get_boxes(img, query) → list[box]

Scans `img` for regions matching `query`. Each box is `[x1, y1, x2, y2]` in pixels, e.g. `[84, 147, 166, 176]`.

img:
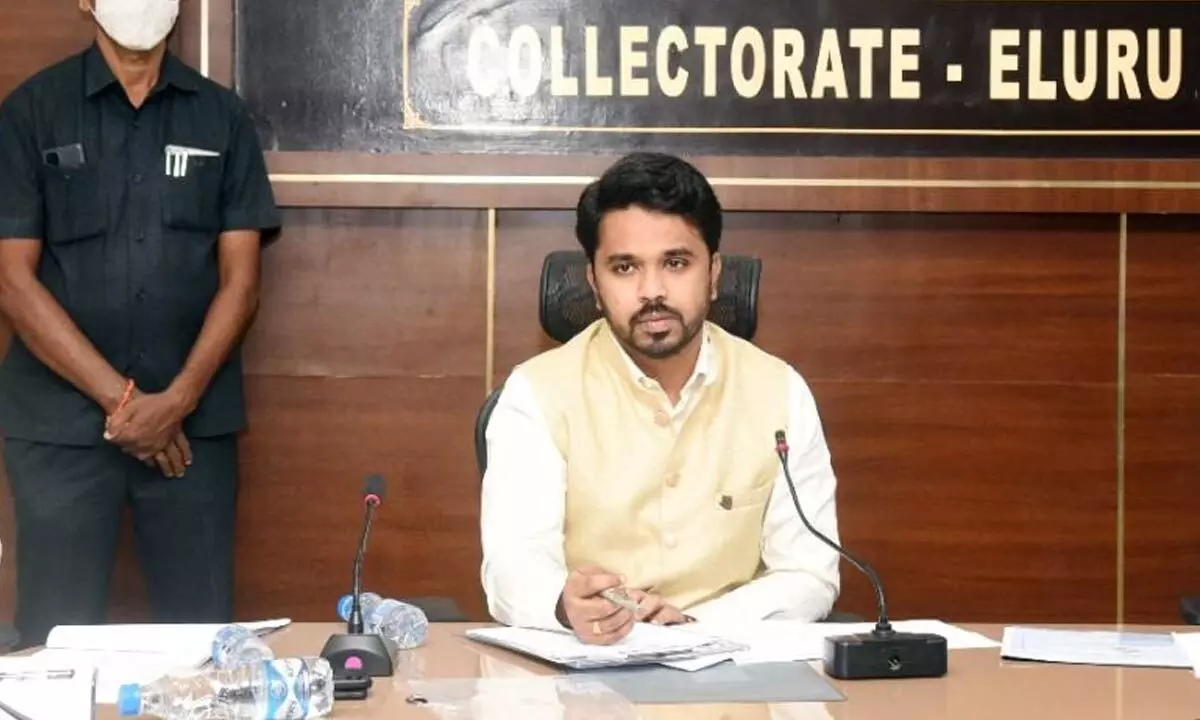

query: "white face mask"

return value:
[91, 0, 180, 52]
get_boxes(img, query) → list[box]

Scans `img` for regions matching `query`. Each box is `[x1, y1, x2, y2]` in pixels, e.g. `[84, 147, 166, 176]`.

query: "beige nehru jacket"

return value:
[481, 319, 841, 629]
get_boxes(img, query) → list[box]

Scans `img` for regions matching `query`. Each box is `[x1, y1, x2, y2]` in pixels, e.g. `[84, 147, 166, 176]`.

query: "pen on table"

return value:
[0, 670, 75, 681]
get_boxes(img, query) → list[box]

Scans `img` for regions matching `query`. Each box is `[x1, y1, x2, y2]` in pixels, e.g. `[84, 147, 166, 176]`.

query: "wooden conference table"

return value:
[104, 622, 1200, 720]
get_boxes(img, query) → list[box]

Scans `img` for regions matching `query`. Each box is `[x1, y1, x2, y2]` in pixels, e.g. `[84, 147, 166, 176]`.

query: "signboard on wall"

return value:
[237, 0, 1197, 156]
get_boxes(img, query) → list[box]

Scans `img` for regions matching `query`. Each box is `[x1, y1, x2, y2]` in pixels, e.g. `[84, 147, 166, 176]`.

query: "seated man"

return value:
[481, 152, 841, 644]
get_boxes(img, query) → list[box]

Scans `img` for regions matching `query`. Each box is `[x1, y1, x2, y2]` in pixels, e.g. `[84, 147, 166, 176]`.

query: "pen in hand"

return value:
[601, 588, 642, 615]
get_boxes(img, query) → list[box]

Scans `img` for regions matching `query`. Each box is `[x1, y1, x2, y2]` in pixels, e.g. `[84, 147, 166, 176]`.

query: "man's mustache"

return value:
[632, 302, 681, 323]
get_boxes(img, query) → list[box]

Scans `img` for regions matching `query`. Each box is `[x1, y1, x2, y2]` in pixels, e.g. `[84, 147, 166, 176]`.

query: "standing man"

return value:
[0, 0, 280, 648]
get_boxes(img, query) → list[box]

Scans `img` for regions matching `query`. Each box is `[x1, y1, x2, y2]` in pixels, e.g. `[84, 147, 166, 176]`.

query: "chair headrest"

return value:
[538, 250, 761, 344]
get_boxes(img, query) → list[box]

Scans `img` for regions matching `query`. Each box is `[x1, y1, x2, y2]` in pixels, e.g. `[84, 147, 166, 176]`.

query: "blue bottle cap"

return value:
[117, 684, 142, 716]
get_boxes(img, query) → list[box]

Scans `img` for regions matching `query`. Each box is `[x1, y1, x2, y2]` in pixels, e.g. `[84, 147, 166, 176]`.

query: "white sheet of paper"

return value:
[467, 622, 743, 669]
[0, 656, 96, 720]
[45, 618, 290, 657]
[1001, 626, 1191, 668]
[658, 653, 734, 672]
[674, 619, 997, 667]
[1170, 632, 1200, 678]
[29, 649, 204, 704]
[33, 618, 292, 705]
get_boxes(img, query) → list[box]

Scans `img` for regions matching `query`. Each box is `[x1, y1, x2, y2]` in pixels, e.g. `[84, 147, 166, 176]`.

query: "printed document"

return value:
[1001, 626, 1191, 668]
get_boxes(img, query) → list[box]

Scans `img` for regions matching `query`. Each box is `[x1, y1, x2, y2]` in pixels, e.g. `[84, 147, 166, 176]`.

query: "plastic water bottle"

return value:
[212, 624, 275, 668]
[336, 592, 429, 650]
[118, 657, 334, 720]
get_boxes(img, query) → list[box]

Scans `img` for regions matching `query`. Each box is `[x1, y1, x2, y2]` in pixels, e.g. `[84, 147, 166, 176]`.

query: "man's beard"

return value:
[603, 299, 706, 361]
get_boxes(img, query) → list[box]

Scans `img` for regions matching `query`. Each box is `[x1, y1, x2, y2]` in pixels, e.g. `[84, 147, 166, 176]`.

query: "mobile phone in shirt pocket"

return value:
[162, 144, 223, 233]
[41, 144, 104, 244]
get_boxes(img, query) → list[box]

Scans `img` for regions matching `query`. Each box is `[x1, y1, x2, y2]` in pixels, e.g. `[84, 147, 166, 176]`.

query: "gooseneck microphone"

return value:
[775, 431, 893, 635]
[774, 430, 947, 679]
[320, 474, 395, 678]
[347, 475, 385, 634]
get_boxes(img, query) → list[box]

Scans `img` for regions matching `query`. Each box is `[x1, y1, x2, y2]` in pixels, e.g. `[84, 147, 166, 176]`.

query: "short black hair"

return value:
[574, 152, 722, 263]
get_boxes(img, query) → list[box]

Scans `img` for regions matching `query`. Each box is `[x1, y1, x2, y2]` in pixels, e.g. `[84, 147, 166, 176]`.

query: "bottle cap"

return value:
[117, 684, 141, 716]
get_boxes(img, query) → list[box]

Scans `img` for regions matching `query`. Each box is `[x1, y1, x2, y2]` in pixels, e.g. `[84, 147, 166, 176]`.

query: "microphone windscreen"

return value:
[364, 474, 386, 501]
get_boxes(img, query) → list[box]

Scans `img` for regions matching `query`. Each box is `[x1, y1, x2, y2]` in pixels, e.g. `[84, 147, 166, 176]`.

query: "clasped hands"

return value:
[104, 383, 192, 479]
[558, 565, 692, 645]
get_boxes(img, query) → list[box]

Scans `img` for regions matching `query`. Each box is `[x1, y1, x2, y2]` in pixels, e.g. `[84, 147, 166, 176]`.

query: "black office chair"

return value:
[1183, 595, 1200, 625]
[538, 249, 761, 345]
[475, 382, 506, 478]
[398, 597, 467, 623]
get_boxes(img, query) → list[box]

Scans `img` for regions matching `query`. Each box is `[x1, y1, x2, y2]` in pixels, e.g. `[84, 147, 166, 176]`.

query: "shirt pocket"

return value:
[42, 164, 104, 244]
[162, 153, 223, 233]
[714, 479, 774, 513]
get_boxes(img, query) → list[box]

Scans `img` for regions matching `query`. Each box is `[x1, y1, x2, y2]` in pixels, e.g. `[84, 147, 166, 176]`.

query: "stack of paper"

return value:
[466, 623, 748, 670]
[0, 656, 96, 720]
[1170, 632, 1200, 678]
[469, 619, 996, 673]
[664, 619, 999, 671]
[31, 618, 291, 704]
[1000, 626, 1191, 668]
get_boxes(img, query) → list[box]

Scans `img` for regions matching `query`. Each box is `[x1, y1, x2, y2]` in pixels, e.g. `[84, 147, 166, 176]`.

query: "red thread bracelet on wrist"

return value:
[113, 378, 135, 415]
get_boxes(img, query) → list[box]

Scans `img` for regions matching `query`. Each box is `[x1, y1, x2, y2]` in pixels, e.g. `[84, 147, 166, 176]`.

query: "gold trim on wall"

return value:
[415, 125, 1200, 137]
[1115, 213, 1128, 625]
[485, 208, 497, 395]
[268, 173, 1200, 190]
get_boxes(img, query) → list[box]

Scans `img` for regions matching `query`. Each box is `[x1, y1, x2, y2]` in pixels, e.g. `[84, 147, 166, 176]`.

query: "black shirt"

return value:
[0, 44, 281, 446]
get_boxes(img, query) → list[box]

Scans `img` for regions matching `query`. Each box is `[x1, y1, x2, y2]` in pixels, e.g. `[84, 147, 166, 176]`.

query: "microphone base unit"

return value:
[320, 632, 395, 678]
[823, 631, 948, 680]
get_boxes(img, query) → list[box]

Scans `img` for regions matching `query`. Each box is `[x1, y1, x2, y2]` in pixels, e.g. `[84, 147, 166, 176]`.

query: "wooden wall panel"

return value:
[494, 211, 1120, 622]
[814, 381, 1117, 622]
[732, 213, 1120, 622]
[0, 4, 96, 625]
[0, 5, 92, 100]
[1124, 216, 1200, 624]
[234, 208, 489, 621]
[729, 214, 1119, 384]
[243, 209, 488, 379]
[234, 376, 487, 621]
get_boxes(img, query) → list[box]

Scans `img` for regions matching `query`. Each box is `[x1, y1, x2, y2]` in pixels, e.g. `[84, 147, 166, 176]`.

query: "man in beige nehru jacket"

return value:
[480, 152, 841, 645]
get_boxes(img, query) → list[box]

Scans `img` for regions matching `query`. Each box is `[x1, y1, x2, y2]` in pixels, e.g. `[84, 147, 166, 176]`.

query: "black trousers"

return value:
[4, 435, 238, 649]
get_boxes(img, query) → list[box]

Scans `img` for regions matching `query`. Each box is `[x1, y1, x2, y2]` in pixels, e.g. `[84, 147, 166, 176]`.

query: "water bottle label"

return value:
[263, 659, 312, 720]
